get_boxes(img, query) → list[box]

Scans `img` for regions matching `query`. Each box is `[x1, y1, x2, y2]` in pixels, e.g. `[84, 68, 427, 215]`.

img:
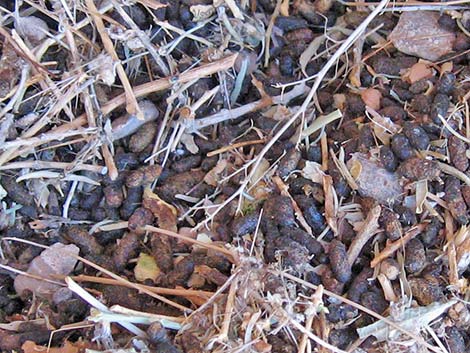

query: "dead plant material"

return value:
[371, 223, 427, 268]
[347, 205, 381, 267]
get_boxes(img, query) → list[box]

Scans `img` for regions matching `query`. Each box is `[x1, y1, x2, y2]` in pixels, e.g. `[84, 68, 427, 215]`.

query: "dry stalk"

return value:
[143, 225, 238, 263]
[272, 175, 313, 235]
[370, 223, 427, 268]
[216, 276, 238, 342]
[0, 160, 106, 174]
[0, 55, 238, 166]
[377, 273, 398, 302]
[68, 275, 213, 302]
[85, 0, 142, 119]
[207, 139, 266, 157]
[347, 205, 381, 267]
[100, 142, 119, 181]
[185, 82, 308, 133]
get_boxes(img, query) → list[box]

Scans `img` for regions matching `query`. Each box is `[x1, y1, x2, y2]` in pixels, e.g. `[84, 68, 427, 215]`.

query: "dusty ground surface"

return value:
[1, 0, 470, 352]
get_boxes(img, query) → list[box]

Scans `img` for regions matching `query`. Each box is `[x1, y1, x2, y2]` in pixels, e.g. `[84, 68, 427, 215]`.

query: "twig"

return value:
[347, 205, 381, 267]
[207, 139, 265, 157]
[272, 175, 313, 235]
[68, 274, 214, 300]
[62, 180, 78, 219]
[217, 276, 238, 342]
[185, 83, 308, 133]
[370, 224, 426, 268]
[85, 0, 142, 119]
[437, 161, 470, 186]
[143, 225, 238, 263]
[100, 142, 118, 181]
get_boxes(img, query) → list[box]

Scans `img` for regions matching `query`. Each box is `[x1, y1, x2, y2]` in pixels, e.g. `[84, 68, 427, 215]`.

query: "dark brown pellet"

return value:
[409, 277, 442, 305]
[448, 135, 468, 172]
[128, 207, 154, 232]
[103, 184, 124, 208]
[405, 238, 426, 274]
[391, 133, 414, 160]
[403, 123, 429, 150]
[397, 157, 440, 181]
[113, 232, 140, 270]
[380, 208, 402, 241]
[379, 145, 398, 172]
[445, 177, 468, 225]
[431, 93, 450, 124]
[329, 239, 351, 283]
[65, 226, 103, 255]
[231, 211, 261, 237]
[277, 148, 301, 178]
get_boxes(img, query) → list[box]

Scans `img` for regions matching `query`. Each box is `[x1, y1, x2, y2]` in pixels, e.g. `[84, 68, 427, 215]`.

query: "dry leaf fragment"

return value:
[143, 187, 177, 232]
[347, 153, 403, 204]
[190, 4, 215, 21]
[301, 161, 324, 184]
[357, 300, 456, 341]
[204, 159, 227, 186]
[14, 243, 79, 298]
[22, 341, 80, 353]
[360, 88, 382, 111]
[402, 62, 434, 84]
[389, 11, 456, 61]
[15, 16, 49, 44]
[134, 253, 160, 282]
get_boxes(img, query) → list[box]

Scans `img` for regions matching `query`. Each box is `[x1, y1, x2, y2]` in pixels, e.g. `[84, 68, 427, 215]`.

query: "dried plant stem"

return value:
[207, 139, 265, 157]
[298, 307, 316, 353]
[272, 175, 313, 235]
[370, 223, 426, 268]
[86, 0, 142, 119]
[0, 55, 238, 166]
[68, 275, 213, 300]
[144, 225, 238, 263]
[187, 83, 307, 132]
[437, 161, 470, 186]
[0, 160, 106, 174]
[100, 142, 118, 181]
[347, 205, 381, 267]
[283, 310, 347, 353]
[217, 277, 238, 342]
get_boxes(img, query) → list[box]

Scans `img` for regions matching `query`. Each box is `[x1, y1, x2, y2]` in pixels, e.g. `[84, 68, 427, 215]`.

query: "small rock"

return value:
[389, 11, 456, 61]
[14, 243, 79, 298]
[347, 153, 403, 204]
